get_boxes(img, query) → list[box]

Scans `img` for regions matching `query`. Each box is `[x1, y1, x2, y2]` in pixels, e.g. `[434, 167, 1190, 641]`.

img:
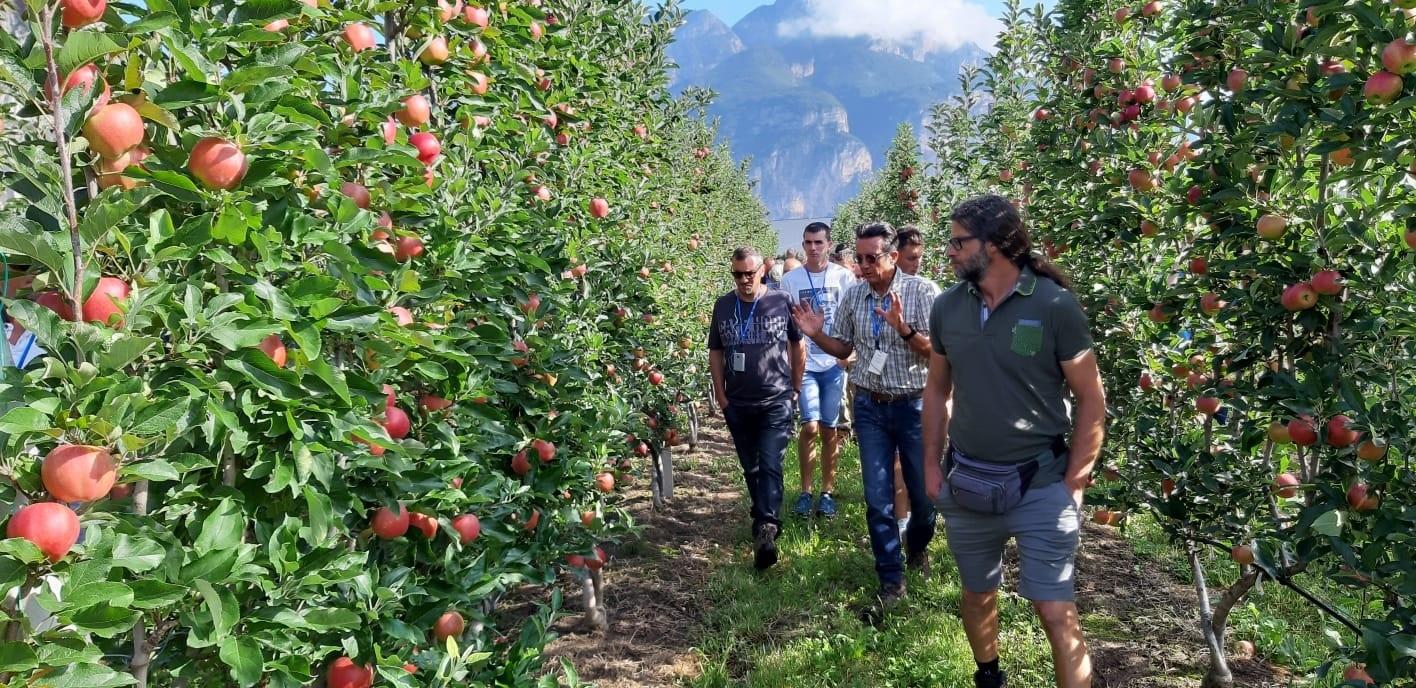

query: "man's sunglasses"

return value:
[730, 270, 759, 280]
[854, 252, 889, 265]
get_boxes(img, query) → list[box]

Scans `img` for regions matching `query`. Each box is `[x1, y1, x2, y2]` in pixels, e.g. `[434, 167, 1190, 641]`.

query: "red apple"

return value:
[589, 197, 610, 218]
[1325, 414, 1360, 447]
[82, 276, 129, 326]
[258, 334, 287, 367]
[410, 131, 440, 164]
[1273, 473, 1301, 498]
[1139, 373, 1154, 391]
[464, 4, 489, 27]
[419, 394, 452, 412]
[83, 103, 144, 159]
[61, 0, 106, 27]
[1383, 39, 1416, 75]
[1288, 416, 1318, 445]
[343, 23, 377, 52]
[520, 293, 541, 315]
[1343, 664, 1375, 686]
[389, 306, 414, 327]
[1227, 68, 1248, 93]
[394, 236, 424, 262]
[1189, 256, 1208, 274]
[1363, 70, 1404, 105]
[1256, 214, 1287, 239]
[510, 450, 531, 476]
[531, 439, 556, 463]
[340, 181, 371, 209]
[1267, 421, 1291, 444]
[1141, 0, 1162, 16]
[408, 512, 437, 538]
[1280, 282, 1318, 311]
[187, 137, 247, 190]
[371, 503, 409, 539]
[1161, 73, 1181, 92]
[1195, 396, 1221, 415]
[1128, 168, 1156, 192]
[7, 502, 81, 561]
[1357, 439, 1387, 462]
[1311, 270, 1344, 295]
[1346, 483, 1378, 511]
[1231, 544, 1255, 566]
[326, 657, 373, 688]
[595, 472, 615, 493]
[434, 611, 465, 641]
[382, 406, 411, 439]
[42, 444, 115, 503]
[1199, 293, 1225, 316]
[1108, 57, 1125, 74]
[418, 36, 450, 65]
[397, 95, 431, 127]
[648, 371, 664, 386]
[452, 514, 480, 544]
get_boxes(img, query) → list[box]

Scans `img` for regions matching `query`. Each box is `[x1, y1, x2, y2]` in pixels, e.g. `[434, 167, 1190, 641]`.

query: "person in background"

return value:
[763, 256, 782, 290]
[923, 196, 1106, 688]
[782, 249, 802, 274]
[709, 247, 805, 570]
[828, 243, 859, 437]
[889, 225, 929, 540]
[791, 222, 940, 622]
[3, 268, 47, 369]
[780, 222, 855, 519]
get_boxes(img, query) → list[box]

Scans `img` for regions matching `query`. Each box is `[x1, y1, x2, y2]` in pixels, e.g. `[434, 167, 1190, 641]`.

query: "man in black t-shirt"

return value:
[708, 247, 805, 570]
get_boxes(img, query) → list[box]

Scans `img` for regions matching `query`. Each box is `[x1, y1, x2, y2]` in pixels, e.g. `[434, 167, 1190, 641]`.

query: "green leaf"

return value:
[207, 323, 278, 350]
[31, 661, 138, 687]
[4, 300, 68, 357]
[302, 607, 360, 630]
[224, 65, 295, 92]
[0, 213, 68, 276]
[130, 397, 194, 436]
[252, 280, 299, 321]
[223, 350, 302, 399]
[0, 642, 38, 673]
[56, 31, 123, 76]
[1312, 509, 1345, 537]
[0, 555, 26, 597]
[68, 604, 141, 638]
[0, 406, 52, 435]
[128, 579, 188, 609]
[180, 547, 237, 584]
[154, 79, 219, 108]
[194, 498, 245, 554]
[96, 335, 158, 371]
[60, 581, 133, 611]
[0, 538, 47, 564]
[121, 11, 178, 32]
[36, 638, 102, 666]
[213, 205, 248, 246]
[107, 534, 166, 572]
[219, 636, 263, 686]
[122, 459, 179, 482]
[194, 580, 238, 640]
[303, 357, 350, 405]
[78, 187, 165, 246]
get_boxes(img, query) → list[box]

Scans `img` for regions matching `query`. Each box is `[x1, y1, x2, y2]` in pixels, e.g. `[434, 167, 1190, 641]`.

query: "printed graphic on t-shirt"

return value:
[715, 314, 792, 349]
[796, 286, 839, 356]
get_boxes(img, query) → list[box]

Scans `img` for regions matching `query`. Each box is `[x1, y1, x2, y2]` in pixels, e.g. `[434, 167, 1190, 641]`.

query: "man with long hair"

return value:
[923, 195, 1106, 688]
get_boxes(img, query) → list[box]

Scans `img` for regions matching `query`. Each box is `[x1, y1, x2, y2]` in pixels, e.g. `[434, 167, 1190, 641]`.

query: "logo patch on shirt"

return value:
[1011, 319, 1043, 357]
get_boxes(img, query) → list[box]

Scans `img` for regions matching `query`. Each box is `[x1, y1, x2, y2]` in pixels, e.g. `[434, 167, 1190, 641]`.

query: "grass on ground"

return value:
[687, 438, 1059, 688]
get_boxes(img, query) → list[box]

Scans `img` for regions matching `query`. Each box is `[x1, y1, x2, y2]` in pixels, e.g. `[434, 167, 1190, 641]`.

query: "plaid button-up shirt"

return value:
[831, 268, 941, 394]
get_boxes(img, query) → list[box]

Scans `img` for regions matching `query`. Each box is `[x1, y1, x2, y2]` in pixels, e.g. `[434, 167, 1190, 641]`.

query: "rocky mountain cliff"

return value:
[669, 1, 988, 220]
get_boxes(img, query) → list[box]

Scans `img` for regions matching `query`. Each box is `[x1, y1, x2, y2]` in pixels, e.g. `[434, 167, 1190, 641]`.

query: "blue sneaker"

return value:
[792, 492, 814, 517]
[816, 493, 837, 519]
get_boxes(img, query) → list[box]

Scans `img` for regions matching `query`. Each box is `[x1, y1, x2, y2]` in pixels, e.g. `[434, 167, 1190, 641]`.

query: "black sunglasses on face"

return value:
[947, 235, 982, 251]
[730, 270, 758, 280]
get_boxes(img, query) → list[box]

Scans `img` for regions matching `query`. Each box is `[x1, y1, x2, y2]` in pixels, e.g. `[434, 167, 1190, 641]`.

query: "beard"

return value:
[954, 251, 990, 283]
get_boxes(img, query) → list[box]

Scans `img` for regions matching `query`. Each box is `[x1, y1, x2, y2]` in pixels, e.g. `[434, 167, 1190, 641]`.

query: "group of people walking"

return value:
[706, 195, 1107, 688]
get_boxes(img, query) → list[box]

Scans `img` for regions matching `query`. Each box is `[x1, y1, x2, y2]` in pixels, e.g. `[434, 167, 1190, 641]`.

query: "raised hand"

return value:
[873, 290, 907, 334]
[791, 301, 825, 338]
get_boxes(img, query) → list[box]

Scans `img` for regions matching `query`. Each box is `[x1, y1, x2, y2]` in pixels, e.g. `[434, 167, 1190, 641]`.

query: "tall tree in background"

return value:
[834, 123, 927, 235]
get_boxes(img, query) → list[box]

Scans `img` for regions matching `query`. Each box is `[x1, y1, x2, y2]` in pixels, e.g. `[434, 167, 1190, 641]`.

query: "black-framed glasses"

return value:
[854, 252, 888, 265]
[947, 235, 982, 251]
[730, 270, 758, 280]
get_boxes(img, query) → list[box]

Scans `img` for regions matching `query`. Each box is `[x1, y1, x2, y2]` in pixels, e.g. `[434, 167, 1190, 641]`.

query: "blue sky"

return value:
[676, 0, 1016, 27]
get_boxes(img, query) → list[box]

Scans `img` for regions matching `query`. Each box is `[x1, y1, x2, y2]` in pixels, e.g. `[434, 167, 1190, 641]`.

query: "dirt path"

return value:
[544, 418, 1284, 687]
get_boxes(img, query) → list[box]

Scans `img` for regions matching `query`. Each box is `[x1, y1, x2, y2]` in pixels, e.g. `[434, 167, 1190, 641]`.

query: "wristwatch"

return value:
[900, 327, 919, 340]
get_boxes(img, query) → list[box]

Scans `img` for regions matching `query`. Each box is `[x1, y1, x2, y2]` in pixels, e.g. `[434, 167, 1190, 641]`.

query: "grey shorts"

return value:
[934, 480, 1082, 601]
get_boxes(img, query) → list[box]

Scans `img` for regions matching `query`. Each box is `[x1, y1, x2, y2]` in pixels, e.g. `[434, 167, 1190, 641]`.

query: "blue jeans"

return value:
[723, 398, 794, 533]
[856, 394, 936, 587]
[798, 366, 846, 427]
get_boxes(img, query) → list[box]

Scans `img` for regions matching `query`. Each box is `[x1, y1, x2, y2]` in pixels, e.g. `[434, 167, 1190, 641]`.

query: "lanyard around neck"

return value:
[736, 294, 761, 344]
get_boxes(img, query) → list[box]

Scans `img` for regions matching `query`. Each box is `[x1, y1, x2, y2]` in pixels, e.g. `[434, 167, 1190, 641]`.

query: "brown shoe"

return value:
[858, 582, 906, 626]
[906, 550, 930, 577]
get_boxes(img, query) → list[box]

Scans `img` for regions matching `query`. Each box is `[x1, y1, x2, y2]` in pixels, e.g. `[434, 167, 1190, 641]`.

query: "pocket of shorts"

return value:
[1011, 319, 1043, 357]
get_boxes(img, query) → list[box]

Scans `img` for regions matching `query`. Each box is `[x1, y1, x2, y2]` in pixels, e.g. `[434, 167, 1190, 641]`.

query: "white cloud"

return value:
[776, 0, 1003, 52]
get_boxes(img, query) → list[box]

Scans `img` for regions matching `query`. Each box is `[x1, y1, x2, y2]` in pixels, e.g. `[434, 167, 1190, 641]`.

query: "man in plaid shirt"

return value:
[792, 221, 940, 622]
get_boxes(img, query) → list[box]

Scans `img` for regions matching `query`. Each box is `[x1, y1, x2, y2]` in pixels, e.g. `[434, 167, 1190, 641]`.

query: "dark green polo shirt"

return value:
[928, 267, 1094, 473]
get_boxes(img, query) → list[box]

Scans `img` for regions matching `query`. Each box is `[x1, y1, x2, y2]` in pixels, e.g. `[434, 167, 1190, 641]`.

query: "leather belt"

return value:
[855, 385, 922, 404]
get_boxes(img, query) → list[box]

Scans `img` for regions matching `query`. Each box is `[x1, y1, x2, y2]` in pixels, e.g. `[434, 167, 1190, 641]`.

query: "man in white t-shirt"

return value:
[780, 222, 856, 518]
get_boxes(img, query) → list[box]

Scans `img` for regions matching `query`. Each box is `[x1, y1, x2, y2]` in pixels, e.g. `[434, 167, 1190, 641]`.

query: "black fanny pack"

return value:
[946, 437, 1067, 515]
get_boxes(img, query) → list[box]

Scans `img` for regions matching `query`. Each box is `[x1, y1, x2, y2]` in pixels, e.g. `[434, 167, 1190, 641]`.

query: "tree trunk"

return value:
[130, 480, 152, 686]
[1188, 541, 1234, 688]
[581, 567, 607, 631]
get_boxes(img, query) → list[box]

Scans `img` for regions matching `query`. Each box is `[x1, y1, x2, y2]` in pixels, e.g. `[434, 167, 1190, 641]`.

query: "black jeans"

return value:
[723, 397, 794, 534]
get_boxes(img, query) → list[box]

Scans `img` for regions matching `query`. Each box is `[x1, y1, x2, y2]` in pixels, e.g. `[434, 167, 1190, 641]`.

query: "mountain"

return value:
[668, 1, 988, 222]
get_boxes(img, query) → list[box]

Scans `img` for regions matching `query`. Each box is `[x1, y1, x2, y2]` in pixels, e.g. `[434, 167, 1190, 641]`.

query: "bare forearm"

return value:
[922, 387, 950, 469]
[808, 331, 853, 359]
[709, 350, 726, 399]
[905, 332, 932, 359]
[1066, 397, 1106, 480]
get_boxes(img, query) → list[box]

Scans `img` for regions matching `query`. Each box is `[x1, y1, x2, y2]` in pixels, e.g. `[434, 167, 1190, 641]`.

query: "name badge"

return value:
[732, 352, 746, 372]
[867, 350, 888, 375]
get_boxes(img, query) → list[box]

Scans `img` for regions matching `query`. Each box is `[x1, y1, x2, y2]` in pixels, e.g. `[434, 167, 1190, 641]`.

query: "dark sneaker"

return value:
[858, 582, 906, 626]
[792, 492, 814, 518]
[816, 493, 837, 519]
[974, 667, 1008, 688]
[753, 523, 779, 570]
[906, 550, 931, 577]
